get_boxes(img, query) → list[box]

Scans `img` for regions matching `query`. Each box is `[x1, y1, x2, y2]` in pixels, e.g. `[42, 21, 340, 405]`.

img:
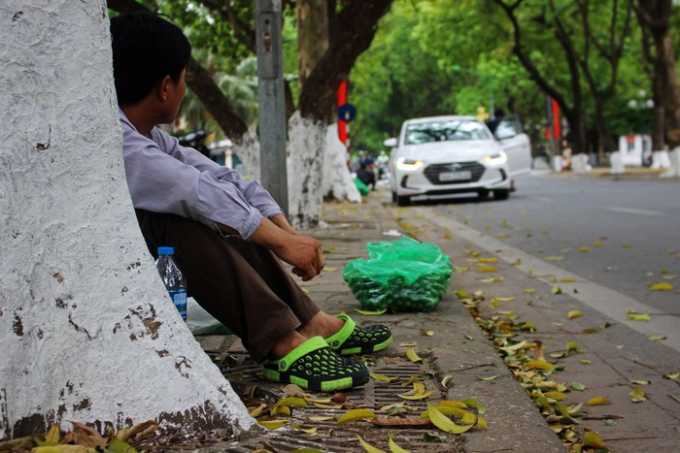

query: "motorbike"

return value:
[178, 130, 212, 161]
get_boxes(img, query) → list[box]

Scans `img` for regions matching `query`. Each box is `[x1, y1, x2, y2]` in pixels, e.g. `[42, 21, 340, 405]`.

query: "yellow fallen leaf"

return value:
[525, 360, 554, 371]
[664, 372, 680, 380]
[586, 397, 611, 406]
[397, 391, 433, 400]
[629, 387, 646, 403]
[437, 400, 468, 409]
[580, 360, 591, 365]
[421, 329, 434, 337]
[545, 256, 564, 261]
[337, 409, 377, 425]
[273, 397, 308, 408]
[551, 286, 563, 295]
[497, 233, 508, 238]
[388, 435, 412, 453]
[443, 233, 452, 239]
[370, 372, 399, 382]
[495, 297, 515, 302]
[294, 426, 318, 434]
[568, 310, 582, 320]
[354, 308, 387, 315]
[648, 335, 666, 341]
[461, 398, 486, 415]
[357, 435, 386, 453]
[593, 241, 603, 247]
[308, 416, 334, 422]
[258, 420, 288, 429]
[651, 282, 673, 291]
[441, 375, 453, 388]
[45, 424, 61, 444]
[426, 402, 473, 434]
[324, 267, 338, 272]
[480, 375, 498, 382]
[421, 406, 475, 425]
[271, 405, 291, 416]
[622, 243, 632, 248]
[522, 288, 536, 294]
[544, 391, 567, 400]
[406, 347, 422, 363]
[582, 431, 608, 449]
[32, 446, 97, 453]
[561, 277, 576, 283]
[477, 266, 498, 273]
[625, 311, 650, 322]
[578, 247, 589, 253]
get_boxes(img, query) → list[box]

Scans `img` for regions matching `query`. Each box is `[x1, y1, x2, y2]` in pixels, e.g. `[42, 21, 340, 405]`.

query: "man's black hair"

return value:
[110, 12, 192, 105]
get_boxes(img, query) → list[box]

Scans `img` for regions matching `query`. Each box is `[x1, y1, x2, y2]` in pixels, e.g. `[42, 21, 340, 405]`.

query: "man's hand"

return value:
[248, 217, 325, 281]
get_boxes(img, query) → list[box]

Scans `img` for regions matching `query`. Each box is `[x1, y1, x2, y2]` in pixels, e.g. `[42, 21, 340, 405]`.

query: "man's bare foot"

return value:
[297, 312, 344, 339]
[268, 330, 308, 359]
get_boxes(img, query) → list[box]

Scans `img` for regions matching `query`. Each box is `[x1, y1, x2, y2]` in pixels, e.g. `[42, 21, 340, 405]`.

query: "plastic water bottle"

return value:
[155, 246, 187, 321]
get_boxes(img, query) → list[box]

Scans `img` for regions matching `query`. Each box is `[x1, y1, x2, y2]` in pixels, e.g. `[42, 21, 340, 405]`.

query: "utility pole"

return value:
[255, 0, 288, 216]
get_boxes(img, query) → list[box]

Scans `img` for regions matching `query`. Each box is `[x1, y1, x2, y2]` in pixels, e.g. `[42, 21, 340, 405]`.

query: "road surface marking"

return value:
[416, 208, 680, 354]
[607, 206, 663, 216]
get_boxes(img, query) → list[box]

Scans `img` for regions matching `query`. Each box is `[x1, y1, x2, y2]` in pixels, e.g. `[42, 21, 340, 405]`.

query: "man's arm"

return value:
[217, 216, 324, 281]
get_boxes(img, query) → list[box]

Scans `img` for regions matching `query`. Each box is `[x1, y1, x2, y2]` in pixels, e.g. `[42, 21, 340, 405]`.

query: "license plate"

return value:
[439, 171, 471, 182]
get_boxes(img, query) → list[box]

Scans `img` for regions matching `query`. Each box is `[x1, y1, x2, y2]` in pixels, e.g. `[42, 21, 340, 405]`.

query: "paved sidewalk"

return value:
[198, 189, 566, 452]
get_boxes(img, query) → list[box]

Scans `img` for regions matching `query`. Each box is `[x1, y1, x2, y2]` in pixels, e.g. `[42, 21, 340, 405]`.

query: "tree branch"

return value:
[299, 0, 394, 121]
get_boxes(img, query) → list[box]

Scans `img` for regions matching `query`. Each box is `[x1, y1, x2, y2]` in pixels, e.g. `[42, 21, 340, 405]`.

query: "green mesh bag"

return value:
[343, 236, 452, 312]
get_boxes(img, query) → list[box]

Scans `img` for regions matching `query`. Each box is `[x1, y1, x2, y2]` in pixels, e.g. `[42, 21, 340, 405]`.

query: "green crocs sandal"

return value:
[325, 314, 393, 356]
[262, 336, 369, 392]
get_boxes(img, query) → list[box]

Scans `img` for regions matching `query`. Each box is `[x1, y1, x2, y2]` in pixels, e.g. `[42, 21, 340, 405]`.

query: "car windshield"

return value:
[403, 119, 491, 145]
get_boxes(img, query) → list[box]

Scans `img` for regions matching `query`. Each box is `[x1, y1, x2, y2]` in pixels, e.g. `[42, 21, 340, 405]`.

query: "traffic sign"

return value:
[337, 103, 357, 122]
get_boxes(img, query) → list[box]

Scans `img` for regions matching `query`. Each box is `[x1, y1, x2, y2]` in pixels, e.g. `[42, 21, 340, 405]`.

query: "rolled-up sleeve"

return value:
[120, 111, 282, 239]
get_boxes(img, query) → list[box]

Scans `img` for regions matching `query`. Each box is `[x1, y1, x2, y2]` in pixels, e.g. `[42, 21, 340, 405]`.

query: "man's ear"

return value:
[157, 75, 172, 102]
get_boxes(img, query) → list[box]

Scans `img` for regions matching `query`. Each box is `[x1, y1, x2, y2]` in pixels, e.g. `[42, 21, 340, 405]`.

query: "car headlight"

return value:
[396, 157, 424, 171]
[483, 151, 508, 165]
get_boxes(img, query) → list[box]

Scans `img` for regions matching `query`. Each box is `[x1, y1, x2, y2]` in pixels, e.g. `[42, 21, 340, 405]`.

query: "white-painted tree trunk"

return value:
[287, 111, 327, 229]
[609, 151, 625, 174]
[660, 148, 680, 178]
[322, 123, 362, 203]
[233, 131, 261, 182]
[651, 150, 671, 169]
[0, 1, 257, 441]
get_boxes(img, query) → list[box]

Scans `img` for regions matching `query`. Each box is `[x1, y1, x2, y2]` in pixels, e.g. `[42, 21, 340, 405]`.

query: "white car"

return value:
[385, 115, 532, 206]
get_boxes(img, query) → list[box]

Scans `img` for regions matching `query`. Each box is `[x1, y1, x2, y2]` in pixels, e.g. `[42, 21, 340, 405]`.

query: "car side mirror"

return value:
[495, 129, 516, 140]
[384, 137, 398, 148]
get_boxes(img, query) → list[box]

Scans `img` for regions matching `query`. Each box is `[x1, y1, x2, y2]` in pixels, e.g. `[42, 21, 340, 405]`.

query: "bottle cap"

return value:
[157, 246, 175, 255]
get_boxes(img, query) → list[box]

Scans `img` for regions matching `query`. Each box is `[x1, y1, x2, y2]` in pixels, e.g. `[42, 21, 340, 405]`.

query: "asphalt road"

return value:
[410, 172, 680, 351]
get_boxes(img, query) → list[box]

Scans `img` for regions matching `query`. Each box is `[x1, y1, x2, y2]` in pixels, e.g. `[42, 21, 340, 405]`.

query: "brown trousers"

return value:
[135, 210, 319, 362]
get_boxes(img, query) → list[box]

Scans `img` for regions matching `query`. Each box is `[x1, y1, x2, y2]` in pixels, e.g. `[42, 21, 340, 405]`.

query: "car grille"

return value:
[424, 161, 485, 185]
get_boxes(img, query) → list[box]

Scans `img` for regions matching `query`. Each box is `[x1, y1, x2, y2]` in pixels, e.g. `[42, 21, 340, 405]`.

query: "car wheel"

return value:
[477, 190, 490, 199]
[391, 190, 397, 203]
[396, 195, 411, 206]
[493, 189, 510, 200]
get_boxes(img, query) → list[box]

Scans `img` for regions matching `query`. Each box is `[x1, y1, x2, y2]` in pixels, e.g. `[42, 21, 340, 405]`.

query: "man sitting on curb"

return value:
[110, 12, 392, 392]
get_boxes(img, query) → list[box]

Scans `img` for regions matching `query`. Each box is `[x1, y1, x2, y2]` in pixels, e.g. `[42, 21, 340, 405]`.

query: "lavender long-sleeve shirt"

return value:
[119, 109, 282, 239]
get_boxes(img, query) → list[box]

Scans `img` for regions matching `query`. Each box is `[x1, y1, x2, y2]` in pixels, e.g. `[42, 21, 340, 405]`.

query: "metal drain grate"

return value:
[214, 354, 467, 452]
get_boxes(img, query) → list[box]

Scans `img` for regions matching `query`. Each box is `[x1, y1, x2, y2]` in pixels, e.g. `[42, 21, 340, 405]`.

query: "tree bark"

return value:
[1, 0, 256, 441]
[636, 7, 666, 151]
[637, 0, 680, 149]
[573, 0, 633, 153]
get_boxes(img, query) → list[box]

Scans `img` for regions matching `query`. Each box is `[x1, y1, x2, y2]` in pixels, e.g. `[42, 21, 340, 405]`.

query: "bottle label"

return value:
[168, 289, 188, 321]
